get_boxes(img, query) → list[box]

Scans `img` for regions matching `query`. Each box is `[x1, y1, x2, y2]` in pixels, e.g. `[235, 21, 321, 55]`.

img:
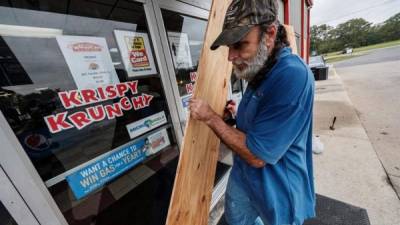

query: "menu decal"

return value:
[56, 36, 120, 89]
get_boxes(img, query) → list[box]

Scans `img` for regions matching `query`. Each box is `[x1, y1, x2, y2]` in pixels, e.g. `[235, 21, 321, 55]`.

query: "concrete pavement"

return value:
[313, 67, 400, 225]
[335, 46, 400, 197]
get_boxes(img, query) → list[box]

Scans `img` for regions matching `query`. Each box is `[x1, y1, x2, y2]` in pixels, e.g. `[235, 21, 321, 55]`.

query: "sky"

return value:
[311, 0, 400, 27]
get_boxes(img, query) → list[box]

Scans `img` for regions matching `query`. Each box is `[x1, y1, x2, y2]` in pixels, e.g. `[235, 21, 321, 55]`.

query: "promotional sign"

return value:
[66, 139, 146, 200]
[114, 30, 157, 77]
[167, 32, 193, 69]
[144, 129, 170, 156]
[56, 36, 120, 89]
[43, 81, 155, 133]
[126, 111, 168, 139]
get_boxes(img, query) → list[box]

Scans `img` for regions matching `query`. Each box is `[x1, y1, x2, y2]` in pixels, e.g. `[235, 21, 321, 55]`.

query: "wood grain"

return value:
[284, 25, 298, 55]
[165, 0, 233, 225]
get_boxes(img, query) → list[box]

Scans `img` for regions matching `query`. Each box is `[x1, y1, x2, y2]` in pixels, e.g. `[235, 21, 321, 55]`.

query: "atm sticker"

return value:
[126, 111, 168, 139]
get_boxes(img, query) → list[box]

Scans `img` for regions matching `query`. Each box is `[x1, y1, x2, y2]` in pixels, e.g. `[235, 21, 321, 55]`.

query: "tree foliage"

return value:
[311, 13, 400, 54]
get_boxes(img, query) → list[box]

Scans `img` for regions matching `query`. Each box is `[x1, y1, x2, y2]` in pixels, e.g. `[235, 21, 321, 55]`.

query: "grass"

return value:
[324, 39, 400, 64]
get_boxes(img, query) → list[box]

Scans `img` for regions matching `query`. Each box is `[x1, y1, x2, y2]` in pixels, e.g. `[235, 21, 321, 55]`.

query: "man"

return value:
[188, 0, 316, 224]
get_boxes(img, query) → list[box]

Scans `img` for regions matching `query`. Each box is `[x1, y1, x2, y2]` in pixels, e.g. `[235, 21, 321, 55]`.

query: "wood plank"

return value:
[165, 0, 233, 225]
[284, 25, 298, 55]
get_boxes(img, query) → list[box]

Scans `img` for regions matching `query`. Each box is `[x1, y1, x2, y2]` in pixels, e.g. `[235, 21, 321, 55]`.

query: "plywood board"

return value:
[165, 0, 233, 225]
[284, 24, 298, 55]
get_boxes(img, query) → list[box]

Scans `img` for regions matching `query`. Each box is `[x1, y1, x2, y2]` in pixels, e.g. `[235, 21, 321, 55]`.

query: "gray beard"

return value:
[233, 40, 269, 82]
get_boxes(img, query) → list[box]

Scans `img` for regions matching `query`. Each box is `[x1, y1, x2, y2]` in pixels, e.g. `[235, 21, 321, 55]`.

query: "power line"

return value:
[316, 0, 398, 24]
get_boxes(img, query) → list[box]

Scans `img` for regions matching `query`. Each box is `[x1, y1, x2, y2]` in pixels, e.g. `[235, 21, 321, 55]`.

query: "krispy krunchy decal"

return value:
[44, 81, 154, 133]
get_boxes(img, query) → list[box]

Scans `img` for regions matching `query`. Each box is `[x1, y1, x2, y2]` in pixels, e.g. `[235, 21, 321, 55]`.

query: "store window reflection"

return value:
[0, 1, 178, 225]
[161, 10, 207, 118]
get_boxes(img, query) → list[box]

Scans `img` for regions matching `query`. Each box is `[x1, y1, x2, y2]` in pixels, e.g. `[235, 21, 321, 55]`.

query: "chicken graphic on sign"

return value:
[127, 36, 150, 68]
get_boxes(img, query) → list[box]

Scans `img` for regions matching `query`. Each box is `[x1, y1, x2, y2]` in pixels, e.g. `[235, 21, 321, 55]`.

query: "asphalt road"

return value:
[334, 45, 400, 196]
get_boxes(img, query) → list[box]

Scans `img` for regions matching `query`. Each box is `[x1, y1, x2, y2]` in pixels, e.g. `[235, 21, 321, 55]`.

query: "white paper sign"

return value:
[114, 30, 157, 77]
[56, 36, 120, 89]
[126, 111, 167, 139]
[167, 32, 193, 69]
[145, 129, 170, 156]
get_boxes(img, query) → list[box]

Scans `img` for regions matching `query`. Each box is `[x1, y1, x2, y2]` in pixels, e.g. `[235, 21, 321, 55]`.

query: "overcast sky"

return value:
[311, 0, 400, 27]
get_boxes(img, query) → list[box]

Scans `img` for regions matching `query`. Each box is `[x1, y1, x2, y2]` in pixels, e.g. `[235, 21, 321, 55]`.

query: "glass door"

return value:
[0, 1, 180, 224]
[154, 1, 233, 189]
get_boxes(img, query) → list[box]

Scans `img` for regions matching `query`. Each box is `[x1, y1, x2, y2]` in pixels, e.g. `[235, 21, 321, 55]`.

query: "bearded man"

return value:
[188, 0, 316, 224]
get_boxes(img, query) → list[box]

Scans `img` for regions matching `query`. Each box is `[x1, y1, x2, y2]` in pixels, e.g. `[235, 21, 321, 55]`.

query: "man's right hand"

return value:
[223, 100, 237, 126]
[224, 100, 236, 118]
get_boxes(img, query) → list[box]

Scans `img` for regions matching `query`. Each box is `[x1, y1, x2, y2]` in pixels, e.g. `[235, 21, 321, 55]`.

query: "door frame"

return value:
[0, 165, 40, 225]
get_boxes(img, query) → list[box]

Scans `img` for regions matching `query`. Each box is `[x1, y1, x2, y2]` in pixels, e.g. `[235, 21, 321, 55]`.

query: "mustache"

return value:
[232, 41, 269, 81]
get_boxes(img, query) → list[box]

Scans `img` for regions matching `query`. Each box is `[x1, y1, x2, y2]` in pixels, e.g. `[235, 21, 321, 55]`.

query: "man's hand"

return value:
[189, 98, 218, 123]
[226, 100, 236, 115]
[189, 98, 265, 168]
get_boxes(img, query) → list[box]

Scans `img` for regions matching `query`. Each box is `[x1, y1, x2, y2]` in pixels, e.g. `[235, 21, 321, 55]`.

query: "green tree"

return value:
[310, 14, 400, 55]
[378, 13, 400, 42]
[334, 18, 372, 48]
[310, 24, 334, 54]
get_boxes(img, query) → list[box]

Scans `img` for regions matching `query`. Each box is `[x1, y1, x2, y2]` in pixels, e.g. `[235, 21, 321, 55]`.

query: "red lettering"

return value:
[81, 89, 98, 104]
[190, 72, 197, 82]
[97, 87, 107, 101]
[44, 112, 73, 133]
[86, 105, 106, 122]
[120, 97, 132, 111]
[116, 83, 129, 97]
[105, 103, 123, 119]
[68, 111, 92, 130]
[126, 81, 138, 94]
[58, 90, 82, 109]
[186, 83, 194, 94]
[131, 96, 145, 110]
[105, 85, 117, 99]
[143, 94, 154, 107]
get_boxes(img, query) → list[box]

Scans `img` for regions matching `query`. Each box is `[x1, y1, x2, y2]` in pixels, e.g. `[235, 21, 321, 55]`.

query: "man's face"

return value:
[228, 26, 269, 81]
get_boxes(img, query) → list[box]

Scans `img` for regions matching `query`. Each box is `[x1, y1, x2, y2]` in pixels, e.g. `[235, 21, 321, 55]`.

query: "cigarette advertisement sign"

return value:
[126, 111, 167, 140]
[66, 139, 146, 200]
[56, 36, 120, 89]
[114, 30, 157, 77]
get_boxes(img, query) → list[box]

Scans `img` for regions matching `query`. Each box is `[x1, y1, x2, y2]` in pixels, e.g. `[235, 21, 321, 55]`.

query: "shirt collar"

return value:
[277, 47, 292, 60]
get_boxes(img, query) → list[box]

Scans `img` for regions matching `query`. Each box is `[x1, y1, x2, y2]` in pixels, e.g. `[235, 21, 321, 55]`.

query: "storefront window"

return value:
[0, 1, 178, 224]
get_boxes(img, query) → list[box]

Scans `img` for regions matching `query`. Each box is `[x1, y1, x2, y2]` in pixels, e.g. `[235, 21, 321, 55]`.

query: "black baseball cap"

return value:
[210, 0, 278, 50]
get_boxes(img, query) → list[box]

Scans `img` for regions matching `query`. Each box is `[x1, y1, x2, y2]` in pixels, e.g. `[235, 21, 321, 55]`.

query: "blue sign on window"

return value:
[66, 139, 146, 200]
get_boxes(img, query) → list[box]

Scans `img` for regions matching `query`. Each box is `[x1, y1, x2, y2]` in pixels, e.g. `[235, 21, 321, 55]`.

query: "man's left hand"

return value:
[189, 98, 217, 123]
